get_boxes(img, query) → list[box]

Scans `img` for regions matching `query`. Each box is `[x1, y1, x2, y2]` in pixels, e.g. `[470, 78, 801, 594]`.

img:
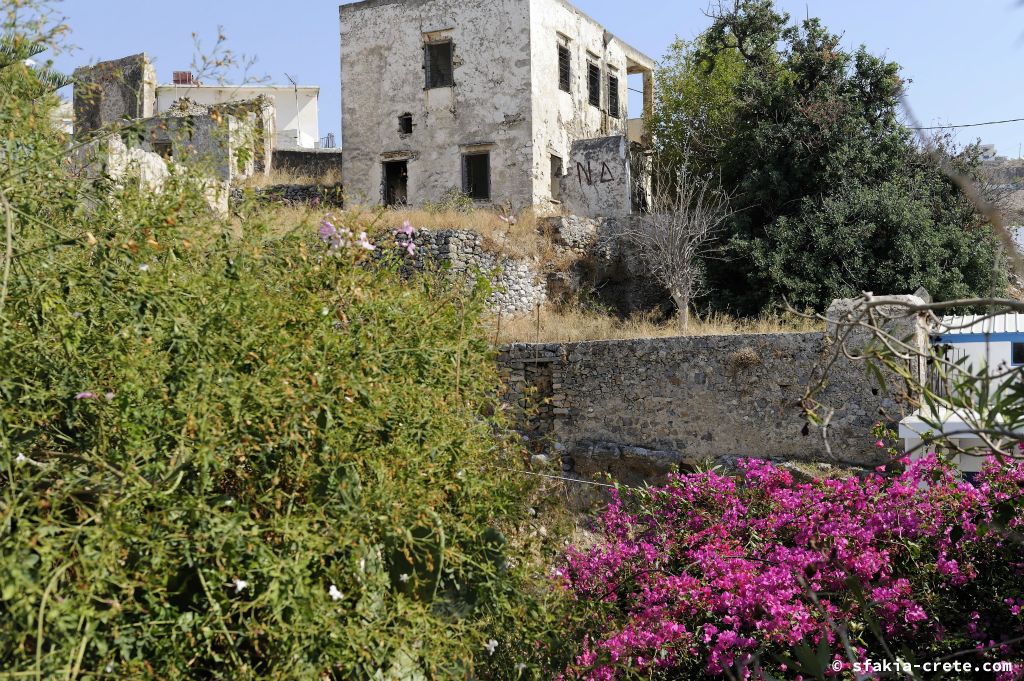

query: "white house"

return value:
[339, 0, 655, 211]
[156, 77, 321, 150]
[900, 313, 1024, 467]
[931, 313, 1024, 377]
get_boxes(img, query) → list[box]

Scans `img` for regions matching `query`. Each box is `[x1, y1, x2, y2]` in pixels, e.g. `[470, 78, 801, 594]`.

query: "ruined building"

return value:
[340, 0, 655, 216]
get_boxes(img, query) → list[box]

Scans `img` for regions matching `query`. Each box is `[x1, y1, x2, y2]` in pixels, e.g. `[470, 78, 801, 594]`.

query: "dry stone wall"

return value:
[387, 228, 546, 315]
[230, 184, 345, 208]
[498, 329, 919, 486]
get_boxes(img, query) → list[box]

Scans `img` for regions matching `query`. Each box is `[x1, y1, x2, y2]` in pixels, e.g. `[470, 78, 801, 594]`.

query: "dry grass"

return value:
[489, 305, 822, 344]
[359, 205, 555, 261]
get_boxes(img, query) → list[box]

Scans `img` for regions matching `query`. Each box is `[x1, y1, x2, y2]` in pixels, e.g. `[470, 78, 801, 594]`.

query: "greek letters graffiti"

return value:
[576, 160, 616, 188]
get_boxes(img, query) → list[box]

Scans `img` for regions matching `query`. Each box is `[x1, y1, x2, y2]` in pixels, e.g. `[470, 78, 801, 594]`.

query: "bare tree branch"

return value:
[624, 154, 736, 332]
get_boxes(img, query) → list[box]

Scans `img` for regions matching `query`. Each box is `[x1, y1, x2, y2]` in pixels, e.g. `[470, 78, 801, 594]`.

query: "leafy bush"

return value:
[558, 455, 1024, 680]
[0, 24, 568, 678]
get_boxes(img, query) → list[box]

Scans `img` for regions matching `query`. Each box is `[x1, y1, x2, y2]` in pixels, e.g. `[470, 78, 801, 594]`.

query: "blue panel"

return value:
[933, 333, 1024, 344]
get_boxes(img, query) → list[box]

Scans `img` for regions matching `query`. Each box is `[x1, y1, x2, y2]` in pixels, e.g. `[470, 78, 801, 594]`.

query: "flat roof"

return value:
[157, 84, 320, 93]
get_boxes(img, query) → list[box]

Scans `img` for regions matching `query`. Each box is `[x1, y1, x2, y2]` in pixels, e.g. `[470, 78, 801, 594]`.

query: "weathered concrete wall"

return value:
[339, 0, 653, 213]
[498, 328, 922, 484]
[559, 135, 631, 217]
[383, 228, 546, 314]
[341, 0, 535, 208]
[71, 135, 229, 217]
[528, 0, 650, 208]
[73, 54, 156, 136]
[272, 149, 344, 180]
[136, 103, 271, 184]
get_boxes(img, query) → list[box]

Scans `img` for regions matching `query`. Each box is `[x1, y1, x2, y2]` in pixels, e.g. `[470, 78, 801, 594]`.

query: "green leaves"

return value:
[657, 1, 1004, 314]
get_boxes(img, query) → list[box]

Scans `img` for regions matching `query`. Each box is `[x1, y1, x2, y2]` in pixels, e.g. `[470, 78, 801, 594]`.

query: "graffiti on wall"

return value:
[576, 159, 616, 188]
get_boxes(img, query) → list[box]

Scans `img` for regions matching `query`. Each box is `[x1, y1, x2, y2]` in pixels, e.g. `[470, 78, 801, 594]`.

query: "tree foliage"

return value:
[654, 0, 1005, 314]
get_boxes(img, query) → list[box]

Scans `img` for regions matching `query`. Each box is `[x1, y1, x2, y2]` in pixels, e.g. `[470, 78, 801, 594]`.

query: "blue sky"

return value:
[50, 0, 1024, 157]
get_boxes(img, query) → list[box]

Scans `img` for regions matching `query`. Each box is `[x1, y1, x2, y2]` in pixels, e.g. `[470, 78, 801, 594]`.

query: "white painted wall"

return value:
[528, 0, 638, 206]
[155, 85, 320, 150]
[341, 0, 535, 208]
[339, 0, 653, 210]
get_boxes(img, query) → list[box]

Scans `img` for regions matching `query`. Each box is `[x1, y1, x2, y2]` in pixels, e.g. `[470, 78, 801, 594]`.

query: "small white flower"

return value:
[23, 58, 37, 67]
[321, 307, 330, 316]
[484, 639, 499, 656]
[358, 558, 366, 573]
[15, 453, 27, 464]
[328, 584, 344, 601]
[515, 662, 527, 673]
[399, 573, 410, 583]
[104, 663, 114, 673]
[232, 578, 248, 593]
[138, 263, 150, 272]
[104, 391, 116, 402]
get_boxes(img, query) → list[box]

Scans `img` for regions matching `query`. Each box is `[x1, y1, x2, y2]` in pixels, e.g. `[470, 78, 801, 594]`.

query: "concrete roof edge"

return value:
[156, 84, 320, 93]
[547, 0, 656, 67]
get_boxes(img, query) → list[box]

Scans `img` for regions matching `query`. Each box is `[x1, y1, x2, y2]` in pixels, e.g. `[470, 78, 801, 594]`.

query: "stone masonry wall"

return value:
[272, 149, 344, 181]
[498, 331, 919, 485]
[388, 228, 546, 315]
[230, 184, 345, 208]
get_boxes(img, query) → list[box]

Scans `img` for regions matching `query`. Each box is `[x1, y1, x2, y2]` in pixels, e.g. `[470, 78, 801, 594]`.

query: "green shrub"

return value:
[0, 22, 568, 679]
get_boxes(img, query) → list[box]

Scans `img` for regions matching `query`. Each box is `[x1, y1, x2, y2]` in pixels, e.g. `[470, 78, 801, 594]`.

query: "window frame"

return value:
[587, 61, 601, 109]
[462, 151, 491, 201]
[424, 40, 455, 90]
[1012, 342, 1024, 366]
[557, 44, 572, 93]
[608, 73, 620, 119]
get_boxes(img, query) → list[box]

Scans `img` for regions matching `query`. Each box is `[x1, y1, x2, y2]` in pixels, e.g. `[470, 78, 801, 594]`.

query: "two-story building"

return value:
[339, 0, 655, 212]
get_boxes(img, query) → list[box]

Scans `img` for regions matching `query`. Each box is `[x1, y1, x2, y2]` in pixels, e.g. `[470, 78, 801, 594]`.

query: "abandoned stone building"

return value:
[339, 0, 655, 216]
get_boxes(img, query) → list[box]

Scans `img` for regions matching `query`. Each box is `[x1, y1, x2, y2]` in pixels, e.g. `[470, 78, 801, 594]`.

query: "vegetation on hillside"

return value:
[0, 9, 570, 679]
[647, 0, 1006, 315]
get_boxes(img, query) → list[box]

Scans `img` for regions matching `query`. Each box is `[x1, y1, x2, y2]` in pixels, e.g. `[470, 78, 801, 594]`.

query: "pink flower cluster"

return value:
[560, 455, 1024, 680]
[319, 217, 375, 252]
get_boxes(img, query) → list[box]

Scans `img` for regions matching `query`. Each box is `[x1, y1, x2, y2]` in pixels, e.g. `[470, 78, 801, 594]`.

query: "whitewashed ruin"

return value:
[340, 0, 655, 215]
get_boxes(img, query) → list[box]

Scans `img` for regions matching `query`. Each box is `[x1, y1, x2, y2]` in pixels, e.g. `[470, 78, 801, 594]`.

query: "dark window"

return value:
[151, 140, 173, 160]
[424, 41, 454, 89]
[608, 74, 620, 118]
[1013, 342, 1024, 365]
[587, 62, 601, 108]
[558, 45, 571, 92]
[462, 152, 490, 201]
[550, 155, 563, 200]
[398, 113, 413, 135]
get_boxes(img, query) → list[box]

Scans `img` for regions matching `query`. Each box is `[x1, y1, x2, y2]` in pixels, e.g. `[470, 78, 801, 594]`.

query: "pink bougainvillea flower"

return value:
[557, 452, 1024, 680]
[75, 392, 99, 400]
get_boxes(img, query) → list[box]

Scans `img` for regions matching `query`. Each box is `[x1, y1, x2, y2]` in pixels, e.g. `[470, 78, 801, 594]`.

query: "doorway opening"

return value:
[383, 160, 408, 207]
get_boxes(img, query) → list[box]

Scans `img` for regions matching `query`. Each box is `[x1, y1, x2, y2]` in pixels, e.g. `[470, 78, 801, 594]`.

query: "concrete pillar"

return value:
[826, 293, 931, 392]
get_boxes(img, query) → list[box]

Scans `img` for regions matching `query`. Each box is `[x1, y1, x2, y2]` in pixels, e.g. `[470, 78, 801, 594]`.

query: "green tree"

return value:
[663, 0, 1004, 313]
[646, 36, 745, 176]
